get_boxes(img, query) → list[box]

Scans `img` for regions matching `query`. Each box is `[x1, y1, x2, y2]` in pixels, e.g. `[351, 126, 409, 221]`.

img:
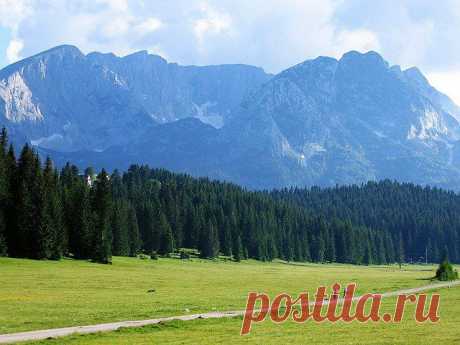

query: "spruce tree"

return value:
[91, 169, 112, 264]
[158, 212, 174, 256]
[75, 182, 94, 259]
[0, 128, 8, 256]
[4, 144, 16, 256]
[233, 235, 243, 262]
[127, 205, 141, 257]
[42, 157, 63, 260]
[200, 221, 220, 259]
[13, 145, 48, 259]
[111, 200, 130, 256]
[398, 232, 404, 269]
[363, 234, 373, 265]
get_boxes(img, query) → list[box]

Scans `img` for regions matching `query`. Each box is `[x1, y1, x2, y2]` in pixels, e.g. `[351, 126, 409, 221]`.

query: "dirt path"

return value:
[1, 280, 459, 344]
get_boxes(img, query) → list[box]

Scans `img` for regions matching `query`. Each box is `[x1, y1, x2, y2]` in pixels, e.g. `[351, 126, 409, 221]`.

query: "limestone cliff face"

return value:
[0, 45, 269, 151]
[4, 46, 460, 190]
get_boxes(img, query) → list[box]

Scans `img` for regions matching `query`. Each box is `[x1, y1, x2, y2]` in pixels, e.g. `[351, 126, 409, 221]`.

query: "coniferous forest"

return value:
[272, 183, 460, 264]
[0, 127, 458, 264]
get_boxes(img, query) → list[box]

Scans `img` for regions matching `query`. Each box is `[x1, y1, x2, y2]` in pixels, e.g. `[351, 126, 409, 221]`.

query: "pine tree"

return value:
[233, 235, 243, 262]
[0, 128, 8, 256]
[312, 234, 326, 263]
[221, 219, 233, 257]
[158, 212, 174, 256]
[91, 169, 112, 264]
[42, 157, 63, 260]
[200, 221, 220, 259]
[363, 236, 373, 265]
[398, 231, 404, 269]
[71, 181, 93, 259]
[111, 200, 130, 256]
[4, 144, 16, 256]
[127, 205, 141, 257]
[13, 145, 48, 259]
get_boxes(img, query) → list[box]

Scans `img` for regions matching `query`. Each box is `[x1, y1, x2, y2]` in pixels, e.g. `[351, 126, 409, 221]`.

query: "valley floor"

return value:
[0, 257, 458, 344]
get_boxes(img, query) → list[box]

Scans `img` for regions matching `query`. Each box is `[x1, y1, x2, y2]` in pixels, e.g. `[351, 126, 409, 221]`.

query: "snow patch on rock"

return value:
[31, 133, 63, 147]
[193, 102, 224, 129]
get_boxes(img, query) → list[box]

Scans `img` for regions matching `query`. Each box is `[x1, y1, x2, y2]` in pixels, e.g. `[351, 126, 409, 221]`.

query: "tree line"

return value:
[272, 180, 460, 263]
[0, 128, 445, 265]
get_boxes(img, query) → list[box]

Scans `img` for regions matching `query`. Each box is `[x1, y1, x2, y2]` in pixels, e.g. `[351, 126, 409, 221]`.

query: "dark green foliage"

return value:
[127, 205, 141, 257]
[91, 169, 112, 264]
[16, 145, 48, 259]
[111, 200, 130, 256]
[233, 235, 243, 262]
[199, 221, 220, 259]
[42, 158, 63, 260]
[0, 128, 9, 256]
[398, 231, 404, 268]
[272, 180, 460, 264]
[3, 128, 460, 266]
[436, 259, 458, 281]
[158, 212, 174, 256]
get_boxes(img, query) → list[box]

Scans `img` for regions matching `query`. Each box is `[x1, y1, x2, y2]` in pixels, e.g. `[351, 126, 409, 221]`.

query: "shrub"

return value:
[436, 260, 458, 281]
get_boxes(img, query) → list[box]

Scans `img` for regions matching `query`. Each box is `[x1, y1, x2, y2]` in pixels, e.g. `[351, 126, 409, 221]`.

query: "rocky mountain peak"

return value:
[3, 46, 460, 190]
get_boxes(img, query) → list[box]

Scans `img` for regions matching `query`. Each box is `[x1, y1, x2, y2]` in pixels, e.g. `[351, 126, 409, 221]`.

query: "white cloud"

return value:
[134, 17, 163, 35]
[427, 71, 460, 106]
[0, 0, 33, 64]
[102, 17, 131, 37]
[193, 3, 232, 43]
[95, 0, 128, 12]
[6, 39, 24, 62]
[0, 0, 33, 31]
[334, 29, 381, 56]
[0, 0, 460, 89]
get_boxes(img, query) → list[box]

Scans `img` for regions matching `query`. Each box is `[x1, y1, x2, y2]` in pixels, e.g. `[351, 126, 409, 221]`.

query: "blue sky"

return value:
[1, 0, 460, 103]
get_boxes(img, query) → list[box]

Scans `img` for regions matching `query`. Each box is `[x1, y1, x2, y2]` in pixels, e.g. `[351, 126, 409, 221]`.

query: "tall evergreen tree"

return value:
[0, 128, 8, 256]
[13, 145, 48, 259]
[42, 157, 63, 260]
[363, 235, 373, 265]
[127, 205, 141, 257]
[199, 221, 220, 258]
[91, 169, 112, 264]
[233, 235, 243, 262]
[158, 212, 174, 256]
[111, 200, 130, 256]
[398, 231, 405, 269]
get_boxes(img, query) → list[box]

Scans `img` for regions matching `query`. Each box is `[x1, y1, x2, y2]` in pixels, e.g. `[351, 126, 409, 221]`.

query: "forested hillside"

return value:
[0, 128, 397, 265]
[272, 182, 460, 263]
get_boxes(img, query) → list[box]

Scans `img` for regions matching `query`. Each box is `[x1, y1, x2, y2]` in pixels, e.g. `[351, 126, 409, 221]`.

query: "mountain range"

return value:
[2, 45, 460, 189]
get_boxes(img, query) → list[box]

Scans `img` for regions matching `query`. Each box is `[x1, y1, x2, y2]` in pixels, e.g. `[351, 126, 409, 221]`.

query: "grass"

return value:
[1, 256, 457, 344]
[26, 287, 460, 345]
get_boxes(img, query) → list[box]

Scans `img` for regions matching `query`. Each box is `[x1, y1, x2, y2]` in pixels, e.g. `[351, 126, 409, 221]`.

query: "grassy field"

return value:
[26, 288, 460, 345]
[1, 256, 458, 344]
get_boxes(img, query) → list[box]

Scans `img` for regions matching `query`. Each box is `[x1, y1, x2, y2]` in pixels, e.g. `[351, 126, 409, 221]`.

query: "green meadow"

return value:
[0, 257, 458, 344]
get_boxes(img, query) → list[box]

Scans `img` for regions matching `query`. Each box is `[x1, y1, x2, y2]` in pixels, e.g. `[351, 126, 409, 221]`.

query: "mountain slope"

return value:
[215, 51, 460, 188]
[0, 45, 270, 151]
[3, 46, 460, 189]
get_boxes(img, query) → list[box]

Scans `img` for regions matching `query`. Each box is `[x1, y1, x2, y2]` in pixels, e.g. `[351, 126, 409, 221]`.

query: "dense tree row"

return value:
[272, 180, 460, 263]
[0, 128, 449, 265]
[0, 129, 116, 263]
[118, 166, 396, 265]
